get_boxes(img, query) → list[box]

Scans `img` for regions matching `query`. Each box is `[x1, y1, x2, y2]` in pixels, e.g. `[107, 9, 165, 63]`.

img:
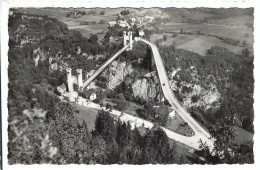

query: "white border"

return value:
[1, 0, 259, 170]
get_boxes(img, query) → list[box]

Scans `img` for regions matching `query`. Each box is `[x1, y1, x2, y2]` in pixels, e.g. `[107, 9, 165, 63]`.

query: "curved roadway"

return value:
[137, 38, 214, 149]
[81, 38, 214, 150]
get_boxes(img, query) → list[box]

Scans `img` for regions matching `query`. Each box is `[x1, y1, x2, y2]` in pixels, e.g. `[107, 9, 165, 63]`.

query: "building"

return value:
[144, 15, 154, 22]
[154, 105, 174, 119]
[130, 18, 136, 22]
[107, 21, 117, 28]
[138, 30, 145, 37]
[82, 89, 97, 101]
[117, 20, 130, 28]
[57, 83, 67, 94]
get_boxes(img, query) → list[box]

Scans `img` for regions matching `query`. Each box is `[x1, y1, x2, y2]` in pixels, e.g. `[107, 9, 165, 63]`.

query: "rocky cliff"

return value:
[104, 60, 221, 114]
[104, 61, 133, 89]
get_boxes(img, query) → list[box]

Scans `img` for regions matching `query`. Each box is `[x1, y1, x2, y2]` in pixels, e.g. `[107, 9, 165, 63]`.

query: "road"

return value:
[80, 38, 214, 150]
[83, 102, 209, 149]
[82, 45, 129, 90]
[68, 25, 94, 29]
[137, 38, 214, 149]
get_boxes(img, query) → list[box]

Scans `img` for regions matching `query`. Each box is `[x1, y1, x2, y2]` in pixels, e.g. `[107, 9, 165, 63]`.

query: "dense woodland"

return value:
[8, 12, 254, 164]
[158, 45, 254, 133]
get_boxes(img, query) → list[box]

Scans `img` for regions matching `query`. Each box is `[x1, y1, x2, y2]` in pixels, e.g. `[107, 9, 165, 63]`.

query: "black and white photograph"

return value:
[1, 0, 258, 167]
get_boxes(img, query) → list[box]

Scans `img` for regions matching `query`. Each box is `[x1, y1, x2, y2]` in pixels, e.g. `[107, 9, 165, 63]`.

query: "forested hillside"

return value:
[8, 11, 254, 164]
[7, 11, 179, 165]
[158, 45, 254, 133]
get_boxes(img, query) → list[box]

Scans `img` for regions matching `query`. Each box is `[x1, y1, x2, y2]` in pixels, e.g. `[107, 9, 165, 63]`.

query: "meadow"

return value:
[160, 21, 253, 47]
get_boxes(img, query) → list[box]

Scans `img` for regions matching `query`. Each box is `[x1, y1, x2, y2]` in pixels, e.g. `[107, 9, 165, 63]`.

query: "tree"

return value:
[48, 102, 90, 163]
[144, 100, 156, 118]
[163, 34, 168, 41]
[99, 11, 105, 15]
[88, 34, 98, 43]
[120, 9, 130, 16]
[93, 110, 116, 143]
[242, 48, 250, 57]
[191, 95, 199, 103]
[180, 28, 184, 34]
[114, 99, 129, 111]
[199, 115, 254, 164]
[116, 120, 131, 147]
[99, 20, 105, 24]
[87, 10, 96, 15]
[144, 127, 174, 164]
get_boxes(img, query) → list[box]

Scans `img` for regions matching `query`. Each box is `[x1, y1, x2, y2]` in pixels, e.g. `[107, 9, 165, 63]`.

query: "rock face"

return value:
[132, 73, 160, 100]
[104, 60, 161, 100]
[171, 66, 221, 114]
[182, 84, 221, 113]
[105, 61, 133, 89]
[104, 60, 221, 114]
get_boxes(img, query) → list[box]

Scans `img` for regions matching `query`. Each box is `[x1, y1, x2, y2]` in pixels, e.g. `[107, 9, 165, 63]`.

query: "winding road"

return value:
[80, 37, 214, 150]
[137, 38, 214, 150]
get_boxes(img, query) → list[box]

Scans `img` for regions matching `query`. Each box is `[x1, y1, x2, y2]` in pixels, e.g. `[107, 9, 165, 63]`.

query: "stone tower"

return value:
[76, 69, 83, 91]
[123, 31, 127, 46]
[123, 31, 133, 51]
[66, 68, 74, 93]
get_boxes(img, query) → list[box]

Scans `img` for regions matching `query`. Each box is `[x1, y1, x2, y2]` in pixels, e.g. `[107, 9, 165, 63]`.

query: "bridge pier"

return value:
[123, 31, 133, 51]
[76, 69, 83, 91]
[159, 85, 165, 102]
[66, 68, 74, 93]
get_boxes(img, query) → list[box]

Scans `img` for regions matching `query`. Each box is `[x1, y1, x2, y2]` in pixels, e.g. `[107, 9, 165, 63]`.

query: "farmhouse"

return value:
[130, 18, 136, 22]
[107, 21, 117, 28]
[155, 105, 174, 119]
[82, 89, 97, 101]
[117, 20, 130, 28]
[138, 30, 145, 37]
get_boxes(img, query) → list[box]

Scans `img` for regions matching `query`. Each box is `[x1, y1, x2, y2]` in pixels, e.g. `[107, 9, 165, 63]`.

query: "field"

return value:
[166, 113, 194, 136]
[162, 8, 215, 22]
[73, 103, 100, 131]
[159, 22, 254, 47]
[209, 15, 254, 28]
[16, 8, 114, 37]
[16, 8, 70, 17]
[71, 24, 107, 37]
[151, 33, 247, 56]
[232, 126, 253, 145]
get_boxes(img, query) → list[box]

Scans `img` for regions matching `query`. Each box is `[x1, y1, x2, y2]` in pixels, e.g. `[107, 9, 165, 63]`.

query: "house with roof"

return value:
[154, 105, 174, 120]
[138, 30, 145, 37]
[117, 20, 130, 28]
[82, 89, 97, 101]
[107, 21, 117, 28]
[130, 17, 136, 22]
[57, 83, 67, 94]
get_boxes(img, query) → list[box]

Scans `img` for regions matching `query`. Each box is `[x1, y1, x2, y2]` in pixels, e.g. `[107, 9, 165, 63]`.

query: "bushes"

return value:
[87, 10, 96, 15]
[99, 11, 105, 15]
[113, 99, 129, 111]
[163, 34, 168, 41]
[93, 98, 101, 104]
[191, 95, 199, 103]
[120, 10, 130, 16]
